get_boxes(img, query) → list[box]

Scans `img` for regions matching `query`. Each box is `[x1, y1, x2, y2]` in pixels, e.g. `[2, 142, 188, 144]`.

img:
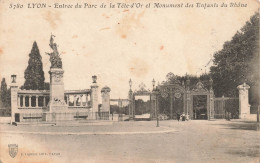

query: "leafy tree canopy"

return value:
[210, 12, 259, 105]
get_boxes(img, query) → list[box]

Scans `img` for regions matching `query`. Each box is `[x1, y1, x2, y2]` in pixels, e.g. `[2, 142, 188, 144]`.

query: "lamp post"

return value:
[186, 76, 190, 116]
[209, 77, 213, 90]
[152, 78, 155, 90]
[129, 79, 133, 119]
[155, 87, 160, 127]
[129, 79, 132, 90]
[119, 98, 121, 121]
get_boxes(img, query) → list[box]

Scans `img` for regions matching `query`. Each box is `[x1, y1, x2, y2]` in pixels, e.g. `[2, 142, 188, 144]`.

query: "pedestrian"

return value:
[226, 112, 230, 121]
[181, 112, 186, 121]
[177, 113, 180, 121]
[186, 114, 189, 121]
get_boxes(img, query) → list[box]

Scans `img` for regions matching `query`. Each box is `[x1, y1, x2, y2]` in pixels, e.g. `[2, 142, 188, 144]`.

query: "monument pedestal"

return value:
[48, 68, 67, 111]
[43, 68, 69, 121]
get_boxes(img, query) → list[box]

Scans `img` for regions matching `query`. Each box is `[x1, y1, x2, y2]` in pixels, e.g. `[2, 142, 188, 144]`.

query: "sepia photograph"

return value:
[0, 0, 259, 162]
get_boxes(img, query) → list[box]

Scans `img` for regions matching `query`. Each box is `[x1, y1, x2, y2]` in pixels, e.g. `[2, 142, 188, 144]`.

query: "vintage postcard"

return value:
[0, 0, 259, 162]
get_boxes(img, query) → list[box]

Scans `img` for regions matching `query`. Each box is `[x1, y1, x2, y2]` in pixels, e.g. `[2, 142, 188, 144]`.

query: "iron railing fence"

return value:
[95, 112, 109, 120]
[214, 97, 239, 119]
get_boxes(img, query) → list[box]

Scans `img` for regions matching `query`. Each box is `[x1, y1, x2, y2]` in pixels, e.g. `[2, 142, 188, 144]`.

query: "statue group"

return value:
[46, 34, 63, 69]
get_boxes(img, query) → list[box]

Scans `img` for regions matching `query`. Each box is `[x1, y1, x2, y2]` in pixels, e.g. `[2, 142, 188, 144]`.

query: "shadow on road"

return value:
[210, 121, 260, 131]
[227, 145, 260, 158]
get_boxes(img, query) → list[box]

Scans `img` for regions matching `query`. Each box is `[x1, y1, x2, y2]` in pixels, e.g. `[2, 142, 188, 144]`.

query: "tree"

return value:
[0, 78, 11, 116]
[210, 12, 259, 105]
[23, 41, 45, 90]
[0, 78, 8, 107]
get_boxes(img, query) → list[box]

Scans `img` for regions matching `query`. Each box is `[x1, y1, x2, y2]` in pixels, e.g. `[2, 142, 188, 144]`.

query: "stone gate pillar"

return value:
[151, 93, 156, 119]
[128, 89, 133, 119]
[209, 90, 214, 119]
[91, 75, 99, 118]
[101, 86, 111, 114]
[237, 83, 250, 119]
[10, 75, 18, 124]
[186, 77, 191, 119]
[209, 78, 214, 120]
[186, 91, 191, 118]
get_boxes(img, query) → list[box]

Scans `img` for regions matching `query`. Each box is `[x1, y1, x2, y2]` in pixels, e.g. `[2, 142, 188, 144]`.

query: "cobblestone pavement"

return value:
[0, 120, 259, 163]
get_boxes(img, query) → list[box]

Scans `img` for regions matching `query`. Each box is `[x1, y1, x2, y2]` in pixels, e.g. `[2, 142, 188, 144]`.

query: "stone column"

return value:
[237, 83, 250, 119]
[101, 86, 111, 114]
[74, 95, 77, 106]
[23, 95, 25, 107]
[66, 95, 69, 106]
[91, 76, 99, 119]
[10, 80, 19, 123]
[17, 95, 20, 107]
[86, 94, 89, 107]
[43, 96, 46, 107]
[80, 94, 83, 106]
[29, 95, 32, 107]
[170, 90, 173, 119]
[36, 95, 39, 107]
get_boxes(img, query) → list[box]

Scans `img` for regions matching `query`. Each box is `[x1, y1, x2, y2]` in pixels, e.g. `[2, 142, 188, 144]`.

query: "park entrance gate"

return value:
[128, 73, 215, 120]
[128, 82, 153, 120]
[158, 75, 186, 119]
[188, 81, 214, 120]
[159, 74, 214, 120]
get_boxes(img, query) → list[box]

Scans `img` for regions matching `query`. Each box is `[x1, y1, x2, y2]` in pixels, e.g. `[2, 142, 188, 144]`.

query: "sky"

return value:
[0, 0, 259, 99]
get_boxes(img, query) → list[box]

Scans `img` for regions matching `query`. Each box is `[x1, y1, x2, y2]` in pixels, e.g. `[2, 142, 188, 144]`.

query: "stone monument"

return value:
[44, 35, 68, 121]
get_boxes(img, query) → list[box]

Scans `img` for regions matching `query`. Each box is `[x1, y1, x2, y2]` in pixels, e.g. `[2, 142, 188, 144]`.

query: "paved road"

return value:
[0, 120, 259, 163]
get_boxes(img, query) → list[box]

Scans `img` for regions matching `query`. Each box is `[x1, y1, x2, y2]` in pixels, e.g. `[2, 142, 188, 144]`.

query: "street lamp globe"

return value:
[152, 78, 155, 89]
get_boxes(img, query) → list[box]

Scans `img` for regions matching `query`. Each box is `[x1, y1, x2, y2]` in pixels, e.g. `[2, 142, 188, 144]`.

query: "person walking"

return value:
[186, 114, 189, 121]
[177, 113, 180, 121]
[228, 112, 231, 121]
[181, 112, 186, 121]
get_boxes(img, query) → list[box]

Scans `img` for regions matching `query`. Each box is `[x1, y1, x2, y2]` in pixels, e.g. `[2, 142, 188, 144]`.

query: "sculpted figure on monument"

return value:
[46, 34, 63, 68]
